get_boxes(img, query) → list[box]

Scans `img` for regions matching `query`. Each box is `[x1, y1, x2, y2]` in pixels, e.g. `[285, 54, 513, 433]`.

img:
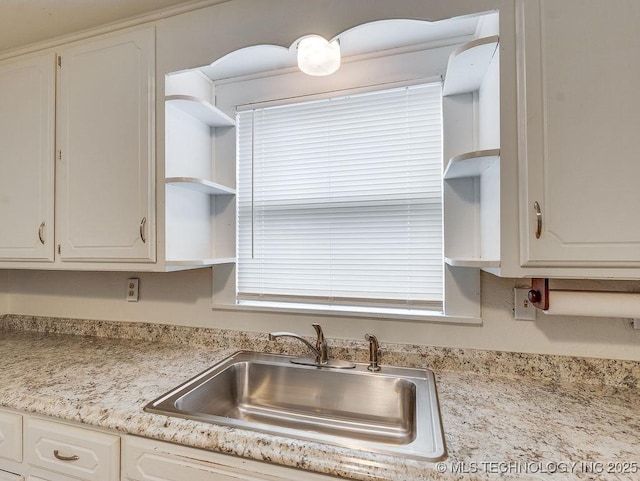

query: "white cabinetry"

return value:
[0, 27, 156, 270]
[0, 411, 22, 465]
[25, 418, 119, 481]
[443, 32, 500, 269]
[0, 411, 22, 481]
[56, 28, 155, 262]
[518, 0, 640, 269]
[0, 24, 238, 271]
[0, 53, 55, 262]
[123, 436, 337, 481]
[440, 15, 500, 316]
[1, 408, 341, 481]
[0, 472, 23, 481]
[27, 477, 78, 481]
[164, 70, 236, 268]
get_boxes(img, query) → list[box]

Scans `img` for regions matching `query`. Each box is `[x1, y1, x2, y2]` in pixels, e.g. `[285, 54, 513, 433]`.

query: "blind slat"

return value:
[237, 83, 443, 305]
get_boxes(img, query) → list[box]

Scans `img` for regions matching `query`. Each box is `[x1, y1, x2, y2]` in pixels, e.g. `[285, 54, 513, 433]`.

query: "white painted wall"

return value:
[6, 269, 640, 361]
[2, 0, 640, 361]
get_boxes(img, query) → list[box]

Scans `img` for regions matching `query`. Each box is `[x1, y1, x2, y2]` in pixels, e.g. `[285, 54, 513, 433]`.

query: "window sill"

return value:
[211, 300, 481, 324]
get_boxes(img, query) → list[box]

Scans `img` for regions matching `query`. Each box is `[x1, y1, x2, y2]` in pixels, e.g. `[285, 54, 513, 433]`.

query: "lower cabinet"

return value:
[0, 411, 22, 464]
[0, 410, 120, 481]
[0, 409, 340, 481]
[25, 418, 119, 481]
[0, 470, 23, 481]
[25, 472, 88, 481]
[0, 411, 23, 481]
[26, 475, 79, 481]
[123, 436, 337, 481]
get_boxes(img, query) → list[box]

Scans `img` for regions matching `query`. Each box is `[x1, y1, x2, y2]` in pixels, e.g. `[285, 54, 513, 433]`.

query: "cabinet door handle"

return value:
[38, 221, 46, 245]
[533, 201, 542, 239]
[53, 450, 79, 461]
[140, 217, 147, 243]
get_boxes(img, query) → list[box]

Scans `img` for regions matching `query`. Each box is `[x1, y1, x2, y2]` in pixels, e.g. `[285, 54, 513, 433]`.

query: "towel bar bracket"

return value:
[528, 278, 549, 310]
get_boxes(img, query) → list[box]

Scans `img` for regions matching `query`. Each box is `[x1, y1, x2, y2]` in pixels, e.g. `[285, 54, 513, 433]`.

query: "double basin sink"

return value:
[145, 351, 446, 461]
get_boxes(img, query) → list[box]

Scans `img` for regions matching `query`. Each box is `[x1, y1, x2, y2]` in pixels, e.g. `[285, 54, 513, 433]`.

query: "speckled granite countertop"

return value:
[1, 315, 639, 481]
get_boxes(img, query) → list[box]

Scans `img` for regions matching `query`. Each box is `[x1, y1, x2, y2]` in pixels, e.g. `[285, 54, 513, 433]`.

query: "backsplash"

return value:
[2, 314, 638, 389]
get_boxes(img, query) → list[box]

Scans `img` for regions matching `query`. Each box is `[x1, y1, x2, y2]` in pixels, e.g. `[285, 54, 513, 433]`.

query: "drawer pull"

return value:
[38, 221, 46, 245]
[533, 201, 542, 239]
[140, 216, 147, 243]
[53, 450, 79, 462]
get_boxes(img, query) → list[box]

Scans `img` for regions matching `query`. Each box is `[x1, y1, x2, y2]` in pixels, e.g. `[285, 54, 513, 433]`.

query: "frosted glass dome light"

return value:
[297, 35, 341, 76]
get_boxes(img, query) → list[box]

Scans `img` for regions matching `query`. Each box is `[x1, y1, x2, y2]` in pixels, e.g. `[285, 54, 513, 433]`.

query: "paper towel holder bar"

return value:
[528, 278, 549, 310]
[527, 279, 640, 319]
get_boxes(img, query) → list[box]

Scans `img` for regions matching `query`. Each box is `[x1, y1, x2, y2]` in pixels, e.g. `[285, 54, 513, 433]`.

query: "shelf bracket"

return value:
[527, 278, 549, 310]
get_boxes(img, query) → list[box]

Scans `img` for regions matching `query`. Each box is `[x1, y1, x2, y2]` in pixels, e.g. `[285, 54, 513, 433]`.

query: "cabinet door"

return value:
[26, 477, 76, 481]
[518, 0, 640, 267]
[56, 28, 155, 262]
[0, 53, 55, 261]
[0, 411, 22, 463]
[0, 471, 23, 481]
[123, 436, 338, 481]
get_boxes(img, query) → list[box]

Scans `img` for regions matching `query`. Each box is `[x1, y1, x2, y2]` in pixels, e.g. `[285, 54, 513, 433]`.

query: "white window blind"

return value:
[236, 83, 443, 309]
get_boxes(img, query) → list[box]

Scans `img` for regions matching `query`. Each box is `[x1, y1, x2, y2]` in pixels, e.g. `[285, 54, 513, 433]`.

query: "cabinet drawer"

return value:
[25, 418, 119, 481]
[0, 470, 23, 481]
[0, 412, 22, 463]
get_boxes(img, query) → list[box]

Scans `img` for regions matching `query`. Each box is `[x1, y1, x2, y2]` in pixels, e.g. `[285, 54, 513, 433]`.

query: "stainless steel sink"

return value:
[145, 351, 446, 461]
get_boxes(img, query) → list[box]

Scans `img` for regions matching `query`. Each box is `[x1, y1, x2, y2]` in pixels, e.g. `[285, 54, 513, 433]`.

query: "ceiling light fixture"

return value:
[296, 35, 341, 76]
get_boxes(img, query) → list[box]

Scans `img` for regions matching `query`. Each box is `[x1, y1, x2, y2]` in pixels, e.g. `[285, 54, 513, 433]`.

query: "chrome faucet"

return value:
[269, 323, 328, 364]
[365, 333, 381, 372]
[269, 323, 355, 369]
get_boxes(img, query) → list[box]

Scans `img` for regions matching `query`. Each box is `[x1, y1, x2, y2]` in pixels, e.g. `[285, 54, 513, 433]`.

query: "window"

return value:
[236, 83, 443, 313]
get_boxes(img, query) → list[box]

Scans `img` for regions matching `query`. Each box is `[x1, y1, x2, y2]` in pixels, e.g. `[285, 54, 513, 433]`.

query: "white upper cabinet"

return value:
[0, 53, 55, 261]
[56, 28, 155, 262]
[518, 0, 640, 268]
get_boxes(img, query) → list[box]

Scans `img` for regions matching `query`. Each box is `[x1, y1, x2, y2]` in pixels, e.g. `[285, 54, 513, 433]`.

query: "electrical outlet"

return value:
[514, 288, 536, 320]
[126, 278, 139, 302]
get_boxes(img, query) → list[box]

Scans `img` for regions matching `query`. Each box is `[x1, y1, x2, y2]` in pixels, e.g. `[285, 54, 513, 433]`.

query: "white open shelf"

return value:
[165, 70, 237, 270]
[442, 16, 501, 286]
[445, 257, 500, 268]
[166, 94, 235, 127]
[442, 35, 499, 96]
[444, 149, 500, 179]
[166, 258, 236, 268]
[165, 177, 236, 195]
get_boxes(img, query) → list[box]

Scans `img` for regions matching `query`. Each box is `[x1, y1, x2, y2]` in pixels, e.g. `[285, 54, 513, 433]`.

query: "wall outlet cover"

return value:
[126, 278, 139, 302]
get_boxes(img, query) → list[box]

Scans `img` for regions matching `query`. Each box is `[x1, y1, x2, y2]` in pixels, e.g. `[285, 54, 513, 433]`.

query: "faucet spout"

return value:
[365, 333, 381, 372]
[268, 331, 322, 363]
[268, 323, 355, 369]
[312, 323, 328, 364]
